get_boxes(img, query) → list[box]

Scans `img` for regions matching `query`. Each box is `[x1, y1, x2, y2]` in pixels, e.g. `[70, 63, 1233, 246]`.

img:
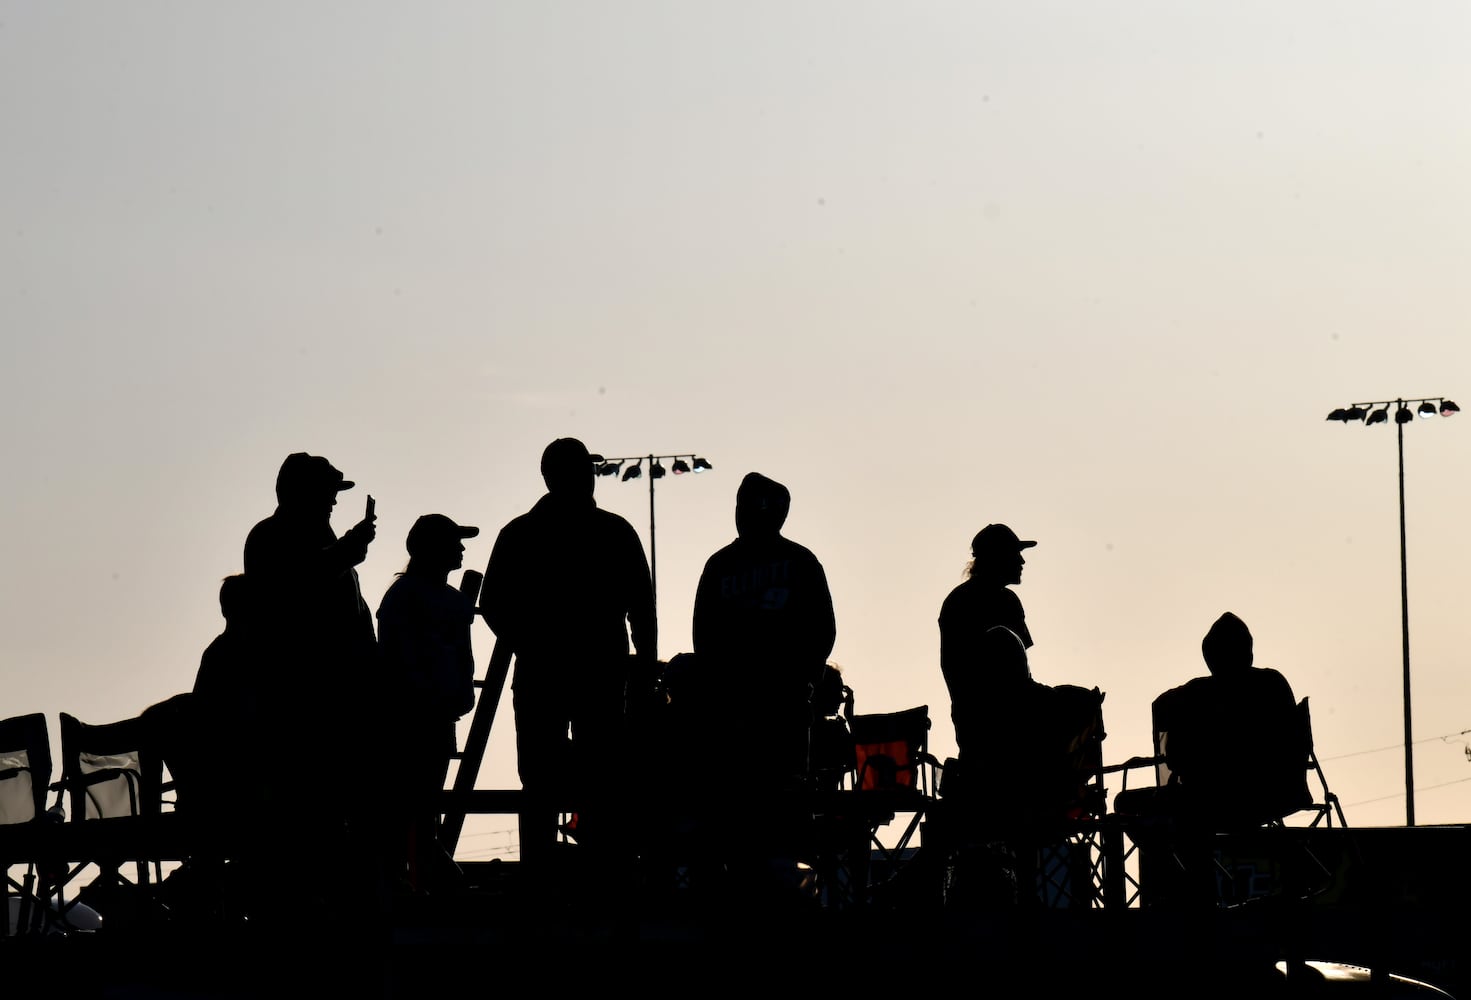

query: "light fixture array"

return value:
[1326, 398, 1459, 425]
[589, 454, 714, 481]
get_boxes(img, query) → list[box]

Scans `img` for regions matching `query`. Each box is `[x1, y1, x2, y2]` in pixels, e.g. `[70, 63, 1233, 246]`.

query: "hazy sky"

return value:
[4, 3, 1470, 861]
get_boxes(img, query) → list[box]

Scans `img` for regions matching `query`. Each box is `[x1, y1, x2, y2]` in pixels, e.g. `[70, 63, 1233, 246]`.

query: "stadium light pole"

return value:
[591, 452, 713, 656]
[1325, 397, 1458, 827]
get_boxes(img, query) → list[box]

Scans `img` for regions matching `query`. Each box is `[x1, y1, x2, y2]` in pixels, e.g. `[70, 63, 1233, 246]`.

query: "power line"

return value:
[1321, 728, 1471, 763]
[1343, 774, 1471, 810]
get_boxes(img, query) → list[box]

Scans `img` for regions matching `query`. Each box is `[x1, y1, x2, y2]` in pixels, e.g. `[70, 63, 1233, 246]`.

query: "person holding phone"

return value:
[240, 451, 379, 916]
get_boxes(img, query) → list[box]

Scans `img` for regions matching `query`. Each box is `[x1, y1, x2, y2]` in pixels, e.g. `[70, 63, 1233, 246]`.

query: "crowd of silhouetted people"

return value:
[145, 438, 1314, 928]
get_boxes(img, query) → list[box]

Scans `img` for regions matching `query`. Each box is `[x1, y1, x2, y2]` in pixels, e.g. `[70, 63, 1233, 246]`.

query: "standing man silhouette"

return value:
[480, 437, 656, 893]
[693, 472, 836, 898]
[241, 451, 378, 913]
[693, 472, 837, 783]
[938, 522, 1036, 760]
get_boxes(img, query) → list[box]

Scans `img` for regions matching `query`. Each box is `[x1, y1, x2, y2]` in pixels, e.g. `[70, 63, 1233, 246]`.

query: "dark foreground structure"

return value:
[3, 798, 1468, 998]
[1, 678, 1465, 998]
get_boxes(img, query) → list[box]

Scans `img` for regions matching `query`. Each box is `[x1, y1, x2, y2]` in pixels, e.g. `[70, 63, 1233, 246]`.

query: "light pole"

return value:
[591, 452, 713, 656]
[1326, 397, 1458, 826]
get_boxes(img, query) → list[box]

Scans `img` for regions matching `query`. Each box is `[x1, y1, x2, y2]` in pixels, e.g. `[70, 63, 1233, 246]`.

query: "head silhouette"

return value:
[1202, 612, 1253, 676]
[218, 574, 251, 626]
[540, 438, 594, 498]
[967, 523, 1035, 585]
[275, 452, 353, 512]
[405, 513, 479, 574]
[735, 472, 790, 540]
[981, 625, 1031, 683]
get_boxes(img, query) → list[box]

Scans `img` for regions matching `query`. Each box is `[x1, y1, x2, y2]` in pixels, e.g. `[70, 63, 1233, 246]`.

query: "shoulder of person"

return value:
[782, 537, 825, 562]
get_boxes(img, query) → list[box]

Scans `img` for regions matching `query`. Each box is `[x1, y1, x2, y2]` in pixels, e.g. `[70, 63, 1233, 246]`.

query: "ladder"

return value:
[440, 571, 512, 853]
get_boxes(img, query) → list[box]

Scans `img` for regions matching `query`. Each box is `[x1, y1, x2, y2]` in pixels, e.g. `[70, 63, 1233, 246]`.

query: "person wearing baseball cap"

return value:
[377, 513, 481, 894]
[938, 523, 1038, 760]
[240, 451, 379, 912]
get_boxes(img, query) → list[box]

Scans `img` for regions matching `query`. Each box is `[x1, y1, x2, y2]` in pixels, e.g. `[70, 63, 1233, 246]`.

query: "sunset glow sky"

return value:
[4, 3, 1470, 859]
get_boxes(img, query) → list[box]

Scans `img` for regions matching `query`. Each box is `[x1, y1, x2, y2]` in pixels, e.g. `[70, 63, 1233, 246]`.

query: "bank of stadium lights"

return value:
[593, 454, 713, 482]
[1327, 399, 1460, 424]
[1324, 397, 1458, 827]
[589, 453, 714, 658]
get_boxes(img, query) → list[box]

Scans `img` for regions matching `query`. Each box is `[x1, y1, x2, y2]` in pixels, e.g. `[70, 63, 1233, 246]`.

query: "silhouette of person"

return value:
[693, 472, 837, 783]
[190, 574, 266, 869]
[692, 472, 836, 901]
[949, 625, 1101, 829]
[939, 523, 1037, 761]
[942, 625, 1103, 909]
[241, 452, 378, 909]
[376, 514, 480, 896]
[1114, 612, 1306, 908]
[479, 437, 656, 892]
[1152, 611, 1306, 830]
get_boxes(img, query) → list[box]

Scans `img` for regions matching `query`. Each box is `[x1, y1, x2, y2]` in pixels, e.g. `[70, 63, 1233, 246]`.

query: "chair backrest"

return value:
[0, 713, 51, 826]
[1147, 689, 1334, 829]
[1291, 697, 1346, 828]
[849, 706, 932, 796]
[57, 712, 164, 823]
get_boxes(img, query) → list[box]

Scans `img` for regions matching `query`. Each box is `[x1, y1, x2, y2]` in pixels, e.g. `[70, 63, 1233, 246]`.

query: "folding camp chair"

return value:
[1109, 692, 1346, 908]
[841, 706, 943, 904]
[1280, 697, 1346, 829]
[47, 709, 176, 928]
[0, 712, 67, 935]
[935, 685, 1108, 912]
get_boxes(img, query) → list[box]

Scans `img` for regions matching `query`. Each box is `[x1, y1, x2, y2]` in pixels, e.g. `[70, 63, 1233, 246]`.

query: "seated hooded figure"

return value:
[1153, 612, 1308, 830]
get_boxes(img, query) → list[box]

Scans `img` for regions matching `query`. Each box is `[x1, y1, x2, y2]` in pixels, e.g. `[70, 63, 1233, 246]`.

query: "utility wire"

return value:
[1343, 774, 1471, 809]
[1321, 728, 1471, 763]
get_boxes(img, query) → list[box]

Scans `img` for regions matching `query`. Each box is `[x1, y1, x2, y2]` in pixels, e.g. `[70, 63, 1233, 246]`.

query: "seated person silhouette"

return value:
[941, 626, 1103, 910]
[1118, 611, 1308, 832]
[948, 625, 1104, 840]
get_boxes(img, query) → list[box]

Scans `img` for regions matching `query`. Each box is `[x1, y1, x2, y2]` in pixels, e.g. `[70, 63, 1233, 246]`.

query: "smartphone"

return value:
[366, 495, 376, 519]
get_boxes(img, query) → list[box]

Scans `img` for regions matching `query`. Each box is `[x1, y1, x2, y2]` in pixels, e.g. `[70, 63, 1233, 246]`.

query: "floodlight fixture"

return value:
[1326, 397, 1456, 426]
[596, 450, 715, 657]
[1323, 394, 1457, 827]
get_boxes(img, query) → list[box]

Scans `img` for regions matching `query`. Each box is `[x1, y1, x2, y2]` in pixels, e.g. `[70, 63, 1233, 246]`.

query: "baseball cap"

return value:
[406, 513, 480, 556]
[276, 452, 354, 500]
[970, 523, 1037, 557]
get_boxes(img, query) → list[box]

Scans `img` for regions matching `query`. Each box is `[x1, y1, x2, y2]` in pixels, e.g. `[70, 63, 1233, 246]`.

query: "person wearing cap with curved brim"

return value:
[240, 451, 378, 912]
[937, 523, 1037, 761]
[376, 513, 481, 895]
